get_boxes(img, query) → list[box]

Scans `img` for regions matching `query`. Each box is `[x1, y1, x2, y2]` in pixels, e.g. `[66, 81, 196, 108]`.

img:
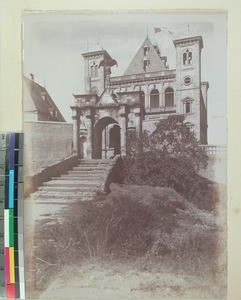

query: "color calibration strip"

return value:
[0, 133, 25, 299]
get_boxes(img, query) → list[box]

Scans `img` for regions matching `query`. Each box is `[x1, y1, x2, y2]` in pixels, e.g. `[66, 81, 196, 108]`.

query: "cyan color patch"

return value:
[8, 170, 14, 209]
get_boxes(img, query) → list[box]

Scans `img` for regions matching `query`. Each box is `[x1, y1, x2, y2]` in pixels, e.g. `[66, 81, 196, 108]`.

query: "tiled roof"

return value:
[23, 76, 66, 122]
[124, 36, 167, 76]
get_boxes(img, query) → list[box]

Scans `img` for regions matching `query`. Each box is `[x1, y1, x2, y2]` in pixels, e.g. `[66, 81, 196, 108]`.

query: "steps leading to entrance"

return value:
[31, 158, 116, 201]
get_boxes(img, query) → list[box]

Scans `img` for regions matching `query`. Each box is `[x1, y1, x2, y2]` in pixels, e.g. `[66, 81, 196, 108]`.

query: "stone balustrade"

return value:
[199, 145, 227, 156]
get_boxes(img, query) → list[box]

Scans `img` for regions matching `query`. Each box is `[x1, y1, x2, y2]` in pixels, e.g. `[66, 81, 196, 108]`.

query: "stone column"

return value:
[147, 84, 150, 108]
[120, 105, 127, 156]
[86, 109, 93, 159]
[72, 109, 80, 157]
[134, 107, 142, 133]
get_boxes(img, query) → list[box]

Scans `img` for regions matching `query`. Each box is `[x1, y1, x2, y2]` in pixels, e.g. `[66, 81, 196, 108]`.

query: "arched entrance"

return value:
[93, 117, 121, 159]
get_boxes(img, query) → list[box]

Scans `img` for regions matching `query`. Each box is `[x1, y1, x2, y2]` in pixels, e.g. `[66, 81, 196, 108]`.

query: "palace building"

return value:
[71, 34, 209, 159]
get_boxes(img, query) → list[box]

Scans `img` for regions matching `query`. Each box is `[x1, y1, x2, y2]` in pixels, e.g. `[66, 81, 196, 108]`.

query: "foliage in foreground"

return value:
[31, 184, 219, 292]
[124, 115, 218, 211]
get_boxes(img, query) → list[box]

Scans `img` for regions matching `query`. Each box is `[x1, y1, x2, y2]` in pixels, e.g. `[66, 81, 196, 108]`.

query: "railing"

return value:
[110, 69, 176, 84]
[145, 105, 176, 113]
[199, 145, 227, 156]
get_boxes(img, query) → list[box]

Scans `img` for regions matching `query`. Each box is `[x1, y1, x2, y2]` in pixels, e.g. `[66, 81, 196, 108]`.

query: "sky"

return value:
[23, 12, 227, 145]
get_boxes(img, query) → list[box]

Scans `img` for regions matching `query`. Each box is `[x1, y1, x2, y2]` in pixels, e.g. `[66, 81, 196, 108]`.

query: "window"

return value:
[144, 45, 149, 56]
[184, 76, 192, 85]
[183, 49, 192, 65]
[143, 58, 149, 72]
[90, 62, 98, 77]
[182, 98, 193, 113]
[90, 65, 95, 77]
[112, 93, 118, 102]
[165, 87, 174, 107]
[185, 102, 191, 113]
[150, 89, 159, 108]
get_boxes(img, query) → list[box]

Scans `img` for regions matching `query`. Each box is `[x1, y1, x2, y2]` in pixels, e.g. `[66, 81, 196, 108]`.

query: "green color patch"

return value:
[9, 208, 14, 247]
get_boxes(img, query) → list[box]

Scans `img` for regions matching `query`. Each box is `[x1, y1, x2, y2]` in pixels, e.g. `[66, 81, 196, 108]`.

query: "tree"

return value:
[124, 115, 215, 211]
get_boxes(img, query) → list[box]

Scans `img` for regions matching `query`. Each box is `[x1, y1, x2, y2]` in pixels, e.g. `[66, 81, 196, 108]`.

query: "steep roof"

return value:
[124, 36, 167, 76]
[23, 76, 66, 122]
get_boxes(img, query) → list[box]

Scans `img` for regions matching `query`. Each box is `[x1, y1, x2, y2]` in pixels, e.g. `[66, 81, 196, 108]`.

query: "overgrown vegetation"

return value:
[29, 184, 223, 294]
[124, 115, 219, 211]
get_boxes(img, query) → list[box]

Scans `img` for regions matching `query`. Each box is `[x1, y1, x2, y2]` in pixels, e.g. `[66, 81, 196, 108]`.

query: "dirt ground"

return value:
[38, 260, 225, 300]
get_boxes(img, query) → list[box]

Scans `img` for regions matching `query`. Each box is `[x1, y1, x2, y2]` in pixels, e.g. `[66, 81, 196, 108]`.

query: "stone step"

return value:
[73, 166, 111, 171]
[52, 175, 102, 179]
[39, 186, 99, 192]
[43, 180, 101, 187]
[78, 162, 112, 166]
[68, 170, 106, 175]
[79, 159, 112, 163]
[33, 192, 97, 200]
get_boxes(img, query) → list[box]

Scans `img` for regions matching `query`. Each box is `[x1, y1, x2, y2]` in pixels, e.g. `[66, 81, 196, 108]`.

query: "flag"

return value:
[154, 27, 161, 33]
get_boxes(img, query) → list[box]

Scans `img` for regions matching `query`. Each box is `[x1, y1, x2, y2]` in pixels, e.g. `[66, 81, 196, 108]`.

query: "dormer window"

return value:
[183, 49, 192, 65]
[143, 45, 149, 56]
[143, 57, 149, 72]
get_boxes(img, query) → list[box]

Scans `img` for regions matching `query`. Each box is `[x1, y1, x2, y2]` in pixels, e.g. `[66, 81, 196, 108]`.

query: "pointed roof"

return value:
[124, 37, 167, 76]
[23, 76, 66, 122]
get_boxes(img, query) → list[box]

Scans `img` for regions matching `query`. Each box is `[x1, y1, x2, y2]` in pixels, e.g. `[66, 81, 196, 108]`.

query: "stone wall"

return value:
[24, 121, 73, 177]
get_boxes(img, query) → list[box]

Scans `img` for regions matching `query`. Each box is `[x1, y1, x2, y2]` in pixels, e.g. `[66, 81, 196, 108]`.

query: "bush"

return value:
[124, 116, 219, 212]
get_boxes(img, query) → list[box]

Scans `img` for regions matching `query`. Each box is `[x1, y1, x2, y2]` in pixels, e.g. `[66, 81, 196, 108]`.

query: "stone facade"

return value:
[71, 35, 209, 159]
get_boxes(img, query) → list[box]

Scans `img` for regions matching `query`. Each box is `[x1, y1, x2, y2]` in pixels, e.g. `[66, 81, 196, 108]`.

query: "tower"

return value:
[82, 49, 113, 95]
[174, 36, 207, 143]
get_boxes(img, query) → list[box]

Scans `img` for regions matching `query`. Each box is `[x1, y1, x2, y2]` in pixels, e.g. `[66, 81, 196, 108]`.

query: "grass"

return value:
[25, 183, 226, 299]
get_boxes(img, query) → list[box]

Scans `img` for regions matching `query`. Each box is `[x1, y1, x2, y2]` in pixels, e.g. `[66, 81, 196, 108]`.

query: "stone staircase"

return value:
[32, 158, 116, 202]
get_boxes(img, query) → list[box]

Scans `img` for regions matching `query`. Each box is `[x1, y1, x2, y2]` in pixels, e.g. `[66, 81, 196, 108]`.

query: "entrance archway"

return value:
[93, 117, 121, 159]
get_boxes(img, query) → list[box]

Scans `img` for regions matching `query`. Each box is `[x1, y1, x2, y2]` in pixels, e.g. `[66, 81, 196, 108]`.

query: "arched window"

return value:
[94, 65, 98, 77]
[90, 62, 98, 77]
[90, 65, 95, 77]
[150, 89, 159, 108]
[165, 87, 174, 107]
[183, 49, 192, 65]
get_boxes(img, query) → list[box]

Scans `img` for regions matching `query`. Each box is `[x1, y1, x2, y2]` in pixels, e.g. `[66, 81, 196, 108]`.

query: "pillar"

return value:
[120, 105, 127, 156]
[147, 84, 150, 108]
[86, 109, 93, 159]
[72, 109, 80, 157]
[134, 107, 142, 133]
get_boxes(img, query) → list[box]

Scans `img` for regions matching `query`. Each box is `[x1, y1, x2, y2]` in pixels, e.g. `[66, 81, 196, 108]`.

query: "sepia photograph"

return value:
[22, 11, 227, 299]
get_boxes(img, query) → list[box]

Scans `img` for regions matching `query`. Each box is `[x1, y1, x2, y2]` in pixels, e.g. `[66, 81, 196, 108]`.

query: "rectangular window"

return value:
[185, 102, 191, 113]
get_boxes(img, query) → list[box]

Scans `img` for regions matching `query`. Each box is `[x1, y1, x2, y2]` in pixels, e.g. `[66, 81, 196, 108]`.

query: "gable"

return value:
[23, 76, 66, 122]
[96, 90, 118, 106]
[124, 37, 167, 75]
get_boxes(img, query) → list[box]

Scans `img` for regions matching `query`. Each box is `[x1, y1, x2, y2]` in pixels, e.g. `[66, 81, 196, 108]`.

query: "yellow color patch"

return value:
[9, 247, 15, 283]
